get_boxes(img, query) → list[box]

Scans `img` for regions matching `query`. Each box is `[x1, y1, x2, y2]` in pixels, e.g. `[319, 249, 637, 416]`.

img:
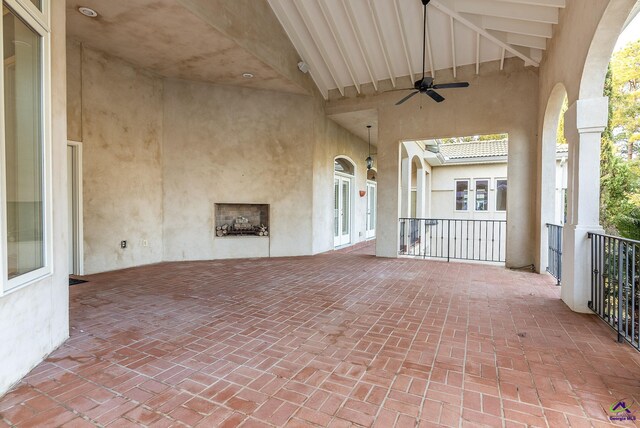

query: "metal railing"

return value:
[588, 232, 640, 351]
[546, 224, 563, 285]
[399, 218, 507, 263]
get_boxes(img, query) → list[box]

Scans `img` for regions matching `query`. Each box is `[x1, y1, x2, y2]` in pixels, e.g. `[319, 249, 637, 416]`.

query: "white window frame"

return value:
[334, 156, 355, 248]
[495, 178, 508, 212]
[474, 178, 490, 212]
[454, 179, 470, 212]
[0, 0, 52, 294]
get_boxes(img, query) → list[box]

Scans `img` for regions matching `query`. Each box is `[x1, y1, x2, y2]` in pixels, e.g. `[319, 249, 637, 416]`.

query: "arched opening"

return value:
[334, 156, 355, 247]
[538, 83, 568, 277]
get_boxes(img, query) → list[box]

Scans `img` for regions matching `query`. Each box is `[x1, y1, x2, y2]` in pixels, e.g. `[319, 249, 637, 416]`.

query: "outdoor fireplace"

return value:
[215, 203, 269, 237]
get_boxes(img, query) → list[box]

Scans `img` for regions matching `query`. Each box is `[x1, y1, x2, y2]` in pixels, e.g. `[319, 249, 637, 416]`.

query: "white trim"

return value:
[67, 141, 84, 275]
[0, 0, 51, 294]
[454, 179, 470, 212]
[474, 178, 490, 212]
[495, 178, 508, 212]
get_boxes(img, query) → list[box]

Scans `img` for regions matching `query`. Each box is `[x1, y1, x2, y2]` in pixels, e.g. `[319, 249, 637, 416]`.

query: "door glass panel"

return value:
[455, 181, 469, 211]
[342, 181, 349, 236]
[4, 8, 44, 280]
[496, 179, 508, 211]
[371, 186, 376, 228]
[334, 179, 339, 237]
[475, 180, 489, 211]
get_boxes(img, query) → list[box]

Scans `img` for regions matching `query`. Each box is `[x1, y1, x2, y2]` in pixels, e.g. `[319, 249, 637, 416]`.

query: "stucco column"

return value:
[400, 157, 410, 218]
[561, 98, 607, 313]
[416, 167, 426, 218]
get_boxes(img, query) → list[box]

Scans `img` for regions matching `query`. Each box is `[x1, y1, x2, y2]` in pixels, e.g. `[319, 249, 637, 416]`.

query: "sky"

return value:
[614, 10, 640, 52]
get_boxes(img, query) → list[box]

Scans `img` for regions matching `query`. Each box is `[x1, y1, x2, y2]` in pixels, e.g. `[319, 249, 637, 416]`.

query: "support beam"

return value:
[467, 13, 553, 38]
[452, 0, 559, 24]
[341, 0, 378, 91]
[269, 0, 329, 99]
[431, 0, 540, 66]
[367, 0, 396, 88]
[317, 0, 360, 93]
[491, 0, 565, 7]
[292, 0, 344, 96]
[450, 17, 457, 78]
[500, 47, 506, 70]
[425, 2, 436, 78]
[393, 0, 414, 82]
[488, 30, 547, 50]
[476, 32, 481, 74]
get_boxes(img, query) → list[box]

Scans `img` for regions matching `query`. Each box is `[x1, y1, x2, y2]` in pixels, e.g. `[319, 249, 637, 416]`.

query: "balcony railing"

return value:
[588, 232, 640, 351]
[546, 224, 563, 285]
[399, 218, 507, 263]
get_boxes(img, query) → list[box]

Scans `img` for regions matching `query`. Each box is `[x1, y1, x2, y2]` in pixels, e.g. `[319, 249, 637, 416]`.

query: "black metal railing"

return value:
[588, 232, 640, 351]
[399, 218, 507, 263]
[546, 224, 563, 285]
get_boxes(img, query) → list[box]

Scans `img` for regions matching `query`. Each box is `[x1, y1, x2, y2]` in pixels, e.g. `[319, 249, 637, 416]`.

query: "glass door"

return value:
[366, 181, 376, 238]
[334, 175, 352, 247]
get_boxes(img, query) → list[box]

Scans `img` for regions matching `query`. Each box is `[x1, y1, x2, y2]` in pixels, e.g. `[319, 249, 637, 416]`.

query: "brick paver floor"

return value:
[1, 246, 640, 427]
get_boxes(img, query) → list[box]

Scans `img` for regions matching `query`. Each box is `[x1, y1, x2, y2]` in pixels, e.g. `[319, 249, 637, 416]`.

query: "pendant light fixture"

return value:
[366, 125, 373, 170]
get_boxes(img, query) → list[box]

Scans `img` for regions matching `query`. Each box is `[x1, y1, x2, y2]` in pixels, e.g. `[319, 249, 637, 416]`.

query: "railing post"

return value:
[618, 240, 624, 343]
[447, 220, 451, 262]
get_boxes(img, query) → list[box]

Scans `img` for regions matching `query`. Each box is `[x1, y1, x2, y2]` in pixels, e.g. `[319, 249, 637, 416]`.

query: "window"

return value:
[496, 179, 508, 211]
[334, 158, 354, 175]
[475, 180, 489, 211]
[2, 1, 50, 290]
[455, 180, 469, 211]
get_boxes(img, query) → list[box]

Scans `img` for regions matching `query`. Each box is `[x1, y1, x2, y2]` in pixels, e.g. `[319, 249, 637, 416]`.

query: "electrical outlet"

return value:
[120, 240, 127, 249]
[142, 239, 148, 247]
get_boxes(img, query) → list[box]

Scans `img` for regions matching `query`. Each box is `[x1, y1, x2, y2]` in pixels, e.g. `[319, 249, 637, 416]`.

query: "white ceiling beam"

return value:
[425, 2, 436, 78]
[341, 0, 378, 91]
[268, 0, 329, 99]
[367, 0, 396, 88]
[476, 33, 480, 74]
[317, 0, 360, 94]
[452, 0, 559, 24]
[431, 0, 540, 66]
[500, 47, 506, 70]
[393, 0, 415, 82]
[292, 0, 344, 96]
[450, 16, 457, 78]
[487, 30, 547, 50]
[463, 13, 553, 38]
[491, 0, 565, 7]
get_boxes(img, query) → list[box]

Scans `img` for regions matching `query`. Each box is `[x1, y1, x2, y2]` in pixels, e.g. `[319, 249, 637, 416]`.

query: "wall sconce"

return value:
[366, 125, 373, 170]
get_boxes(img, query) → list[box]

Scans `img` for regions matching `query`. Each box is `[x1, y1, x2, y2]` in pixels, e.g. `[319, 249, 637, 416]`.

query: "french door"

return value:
[334, 175, 352, 247]
[366, 181, 376, 238]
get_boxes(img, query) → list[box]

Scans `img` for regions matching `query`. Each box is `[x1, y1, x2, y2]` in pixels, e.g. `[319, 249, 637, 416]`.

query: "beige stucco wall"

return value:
[67, 42, 370, 272]
[162, 79, 316, 260]
[67, 43, 164, 274]
[0, 1, 69, 394]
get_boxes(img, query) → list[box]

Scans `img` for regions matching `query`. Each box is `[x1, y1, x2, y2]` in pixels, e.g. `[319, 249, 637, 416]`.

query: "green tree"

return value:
[610, 40, 640, 160]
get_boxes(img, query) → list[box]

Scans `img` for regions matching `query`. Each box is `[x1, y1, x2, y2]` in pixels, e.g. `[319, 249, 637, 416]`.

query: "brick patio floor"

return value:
[1, 245, 640, 427]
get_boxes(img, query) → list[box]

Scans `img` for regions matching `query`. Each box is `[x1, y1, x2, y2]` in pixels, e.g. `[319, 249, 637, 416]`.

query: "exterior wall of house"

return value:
[0, 1, 69, 394]
[66, 43, 165, 274]
[66, 44, 370, 273]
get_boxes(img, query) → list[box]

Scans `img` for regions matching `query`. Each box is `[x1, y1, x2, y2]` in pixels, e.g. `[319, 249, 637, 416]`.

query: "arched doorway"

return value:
[538, 83, 568, 276]
[334, 157, 355, 247]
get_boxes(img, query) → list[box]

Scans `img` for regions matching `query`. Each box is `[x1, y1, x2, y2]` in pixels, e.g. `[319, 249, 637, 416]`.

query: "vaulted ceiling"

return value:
[268, 0, 565, 98]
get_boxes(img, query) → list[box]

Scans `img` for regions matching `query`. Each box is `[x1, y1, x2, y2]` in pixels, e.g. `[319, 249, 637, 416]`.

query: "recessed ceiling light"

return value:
[242, 73, 254, 79]
[78, 7, 98, 18]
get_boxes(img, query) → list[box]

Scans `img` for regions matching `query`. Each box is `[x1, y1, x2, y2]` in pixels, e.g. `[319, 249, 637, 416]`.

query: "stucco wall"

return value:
[162, 79, 316, 260]
[67, 44, 165, 274]
[328, 60, 539, 267]
[0, 1, 69, 394]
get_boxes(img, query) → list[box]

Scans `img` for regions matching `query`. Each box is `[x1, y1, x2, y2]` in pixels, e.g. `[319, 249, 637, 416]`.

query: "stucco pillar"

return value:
[561, 98, 607, 313]
[400, 157, 410, 218]
[416, 167, 426, 218]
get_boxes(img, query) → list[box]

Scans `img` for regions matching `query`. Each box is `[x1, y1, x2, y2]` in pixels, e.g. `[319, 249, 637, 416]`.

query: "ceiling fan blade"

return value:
[396, 91, 419, 105]
[426, 90, 445, 103]
[432, 82, 470, 89]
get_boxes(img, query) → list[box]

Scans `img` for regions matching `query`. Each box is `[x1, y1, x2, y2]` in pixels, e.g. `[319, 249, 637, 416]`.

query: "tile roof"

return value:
[438, 140, 569, 161]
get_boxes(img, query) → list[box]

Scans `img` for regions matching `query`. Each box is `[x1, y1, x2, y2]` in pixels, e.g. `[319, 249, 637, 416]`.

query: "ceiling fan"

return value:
[395, 0, 469, 106]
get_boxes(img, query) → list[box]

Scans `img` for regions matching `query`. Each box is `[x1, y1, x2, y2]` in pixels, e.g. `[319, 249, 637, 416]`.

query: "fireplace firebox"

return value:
[214, 204, 269, 237]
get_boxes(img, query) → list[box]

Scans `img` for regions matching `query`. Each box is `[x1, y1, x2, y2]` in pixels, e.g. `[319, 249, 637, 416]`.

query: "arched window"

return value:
[334, 158, 354, 175]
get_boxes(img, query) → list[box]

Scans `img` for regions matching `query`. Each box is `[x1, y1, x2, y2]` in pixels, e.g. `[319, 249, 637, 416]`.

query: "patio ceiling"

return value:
[268, 0, 565, 98]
